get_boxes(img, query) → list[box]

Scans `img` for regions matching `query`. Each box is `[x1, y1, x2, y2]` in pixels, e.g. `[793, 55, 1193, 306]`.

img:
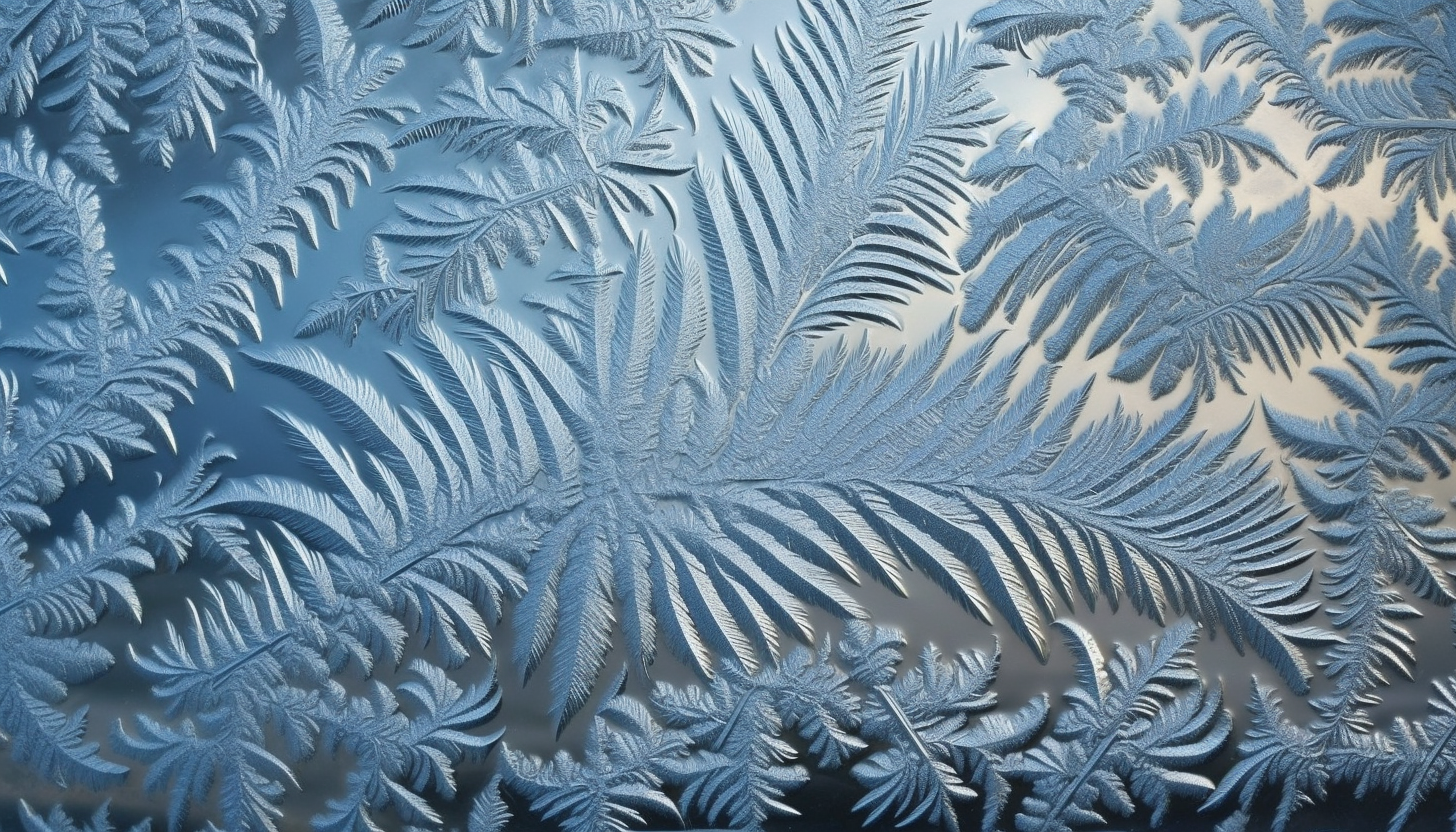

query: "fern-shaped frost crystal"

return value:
[1005, 621, 1230, 832]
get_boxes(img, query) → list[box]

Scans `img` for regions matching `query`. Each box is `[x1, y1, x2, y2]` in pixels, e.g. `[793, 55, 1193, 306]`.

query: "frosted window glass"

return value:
[0, 0, 1453, 830]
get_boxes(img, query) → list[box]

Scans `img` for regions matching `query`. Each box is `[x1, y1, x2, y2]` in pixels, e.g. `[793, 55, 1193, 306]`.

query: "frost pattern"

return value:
[0, 0, 1452, 829]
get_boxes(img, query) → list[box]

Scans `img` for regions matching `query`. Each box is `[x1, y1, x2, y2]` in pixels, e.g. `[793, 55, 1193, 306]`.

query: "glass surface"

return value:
[0, 0, 1454, 830]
